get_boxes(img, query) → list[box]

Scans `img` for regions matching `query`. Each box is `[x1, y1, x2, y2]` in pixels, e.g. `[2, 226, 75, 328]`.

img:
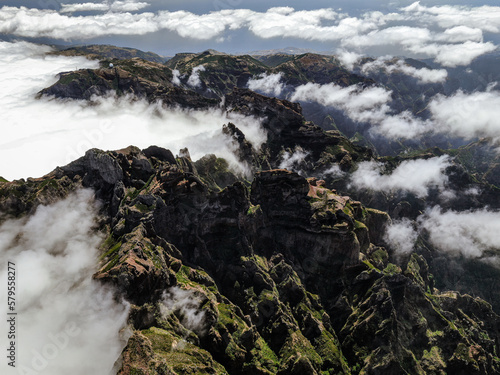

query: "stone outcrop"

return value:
[2, 146, 500, 374]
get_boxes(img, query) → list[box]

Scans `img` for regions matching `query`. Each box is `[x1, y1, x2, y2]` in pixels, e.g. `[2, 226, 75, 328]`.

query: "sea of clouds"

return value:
[0, 41, 266, 180]
[0, 190, 130, 374]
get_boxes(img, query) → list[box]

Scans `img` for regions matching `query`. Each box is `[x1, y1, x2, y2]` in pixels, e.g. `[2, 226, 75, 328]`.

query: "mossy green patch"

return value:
[279, 330, 323, 370]
[383, 263, 401, 276]
[246, 204, 262, 216]
[100, 240, 122, 260]
[142, 327, 228, 374]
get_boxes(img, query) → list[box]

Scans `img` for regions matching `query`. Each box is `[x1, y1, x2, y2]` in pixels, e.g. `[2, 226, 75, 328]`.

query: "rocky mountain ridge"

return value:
[2, 144, 500, 374]
[5, 44, 500, 374]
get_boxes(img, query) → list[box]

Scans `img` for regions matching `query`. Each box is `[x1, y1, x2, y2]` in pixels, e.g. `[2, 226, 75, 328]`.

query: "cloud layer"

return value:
[289, 73, 500, 144]
[247, 73, 284, 96]
[385, 206, 500, 261]
[384, 218, 418, 255]
[60, 0, 149, 14]
[290, 82, 392, 124]
[429, 90, 500, 143]
[350, 156, 452, 198]
[0, 189, 129, 375]
[360, 57, 448, 84]
[418, 206, 500, 258]
[0, 41, 266, 180]
[1, 2, 499, 66]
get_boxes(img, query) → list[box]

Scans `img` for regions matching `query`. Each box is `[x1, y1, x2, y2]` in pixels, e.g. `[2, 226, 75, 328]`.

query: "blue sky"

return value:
[1, 0, 499, 60]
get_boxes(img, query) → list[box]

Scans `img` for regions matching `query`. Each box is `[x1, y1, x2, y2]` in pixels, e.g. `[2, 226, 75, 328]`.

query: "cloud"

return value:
[290, 82, 392, 124]
[171, 69, 182, 86]
[336, 49, 362, 71]
[418, 206, 500, 259]
[186, 65, 205, 88]
[0, 6, 161, 39]
[349, 156, 452, 198]
[437, 26, 484, 43]
[384, 204, 500, 261]
[321, 164, 346, 179]
[278, 148, 309, 173]
[343, 25, 496, 67]
[374, 111, 432, 139]
[1, 4, 498, 66]
[109, 0, 150, 13]
[429, 90, 500, 143]
[287, 74, 500, 144]
[0, 41, 266, 180]
[361, 57, 448, 84]
[384, 218, 418, 255]
[289, 81, 436, 140]
[0, 189, 130, 375]
[402, 1, 500, 34]
[60, 1, 150, 14]
[407, 40, 496, 67]
[60, 2, 109, 13]
[247, 72, 284, 96]
[291, 75, 500, 144]
[160, 287, 206, 335]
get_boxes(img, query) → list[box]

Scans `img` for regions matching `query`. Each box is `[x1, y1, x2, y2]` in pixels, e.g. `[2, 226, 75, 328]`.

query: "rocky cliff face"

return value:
[10, 46, 500, 374]
[2, 145, 500, 374]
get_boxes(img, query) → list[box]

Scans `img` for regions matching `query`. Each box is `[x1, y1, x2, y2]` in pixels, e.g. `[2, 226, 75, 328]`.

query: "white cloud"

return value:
[288, 72, 500, 144]
[290, 82, 392, 124]
[110, 0, 149, 12]
[349, 156, 452, 198]
[278, 148, 309, 173]
[321, 164, 346, 179]
[247, 72, 284, 96]
[0, 41, 266, 180]
[0, 4, 498, 66]
[60, 1, 149, 13]
[0, 189, 130, 375]
[346, 26, 433, 49]
[186, 65, 205, 88]
[336, 49, 362, 70]
[0, 7, 160, 39]
[361, 57, 448, 84]
[402, 1, 500, 34]
[437, 26, 484, 44]
[374, 111, 432, 139]
[418, 206, 500, 258]
[171, 69, 182, 86]
[289, 81, 435, 140]
[408, 40, 496, 67]
[429, 90, 500, 143]
[160, 287, 205, 335]
[291, 75, 500, 144]
[384, 218, 418, 255]
[60, 2, 109, 13]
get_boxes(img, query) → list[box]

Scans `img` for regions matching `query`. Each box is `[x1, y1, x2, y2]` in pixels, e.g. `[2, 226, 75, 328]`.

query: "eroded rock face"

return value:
[3, 146, 499, 374]
[39, 62, 217, 109]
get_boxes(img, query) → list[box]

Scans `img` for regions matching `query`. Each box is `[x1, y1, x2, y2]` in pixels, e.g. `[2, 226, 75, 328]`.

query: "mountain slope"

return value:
[2, 145, 500, 374]
[11, 43, 500, 374]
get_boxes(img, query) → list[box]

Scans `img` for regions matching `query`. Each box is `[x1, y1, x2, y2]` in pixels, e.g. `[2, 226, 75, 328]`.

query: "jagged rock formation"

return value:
[36, 47, 500, 316]
[8, 45, 500, 374]
[2, 145, 500, 374]
[39, 58, 217, 108]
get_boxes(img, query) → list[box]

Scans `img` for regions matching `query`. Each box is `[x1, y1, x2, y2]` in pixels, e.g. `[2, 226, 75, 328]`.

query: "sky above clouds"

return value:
[0, 0, 498, 61]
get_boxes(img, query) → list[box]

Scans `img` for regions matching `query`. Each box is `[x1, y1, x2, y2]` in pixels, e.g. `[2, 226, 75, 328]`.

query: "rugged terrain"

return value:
[4, 45, 500, 374]
[2, 143, 500, 374]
